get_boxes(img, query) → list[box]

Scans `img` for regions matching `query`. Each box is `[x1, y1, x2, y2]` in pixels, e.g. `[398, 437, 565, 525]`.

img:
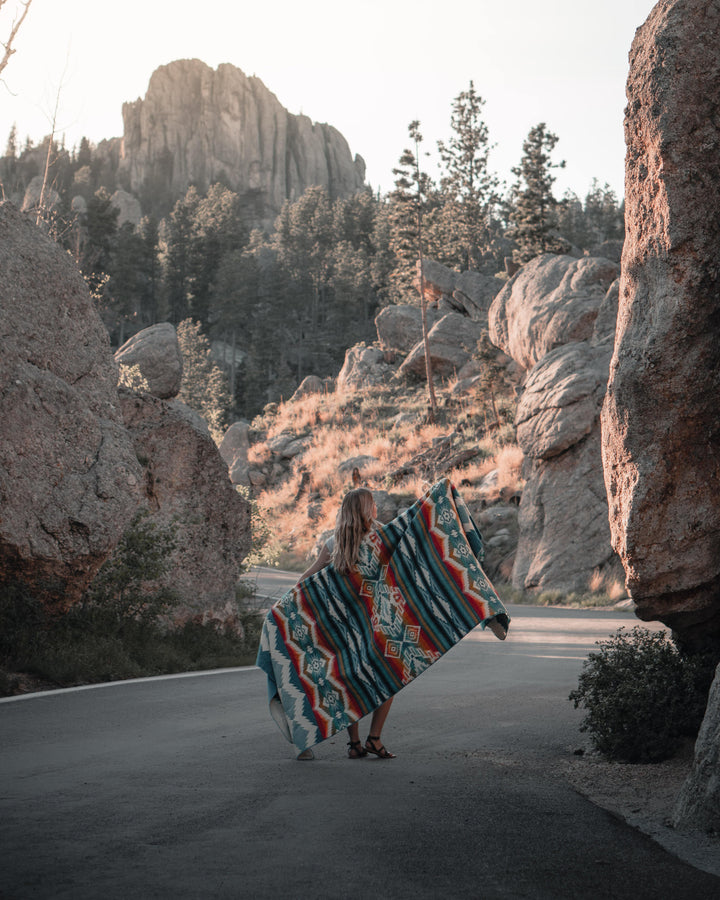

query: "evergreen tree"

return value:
[188, 183, 247, 325]
[4, 123, 16, 159]
[556, 180, 625, 252]
[78, 187, 119, 294]
[160, 187, 199, 325]
[1, 124, 18, 198]
[273, 186, 336, 380]
[77, 136, 92, 168]
[386, 122, 436, 303]
[388, 121, 437, 418]
[583, 179, 624, 245]
[435, 82, 500, 270]
[506, 123, 566, 264]
[109, 222, 144, 341]
[176, 318, 231, 443]
[137, 215, 161, 325]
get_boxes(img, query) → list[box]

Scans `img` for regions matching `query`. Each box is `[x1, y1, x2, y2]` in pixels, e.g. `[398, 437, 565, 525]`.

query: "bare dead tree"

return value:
[409, 121, 438, 423]
[0, 0, 33, 79]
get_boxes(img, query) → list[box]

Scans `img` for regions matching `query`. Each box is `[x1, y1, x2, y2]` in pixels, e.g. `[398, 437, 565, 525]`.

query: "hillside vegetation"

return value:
[250, 372, 519, 574]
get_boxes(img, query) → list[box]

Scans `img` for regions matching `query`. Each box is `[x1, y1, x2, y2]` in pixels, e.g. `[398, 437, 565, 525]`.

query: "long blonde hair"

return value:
[332, 488, 376, 574]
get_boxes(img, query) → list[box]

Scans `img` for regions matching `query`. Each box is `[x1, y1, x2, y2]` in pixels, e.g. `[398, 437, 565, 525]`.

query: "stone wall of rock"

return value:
[601, 0, 720, 648]
[489, 254, 620, 374]
[673, 662, 720, 832]
[0, 202, 142, 605]
[601, 0, 720, 837]
[489, 253, 622, 594]
[119, 59, 366, 220]
[119, 391, 251, 620]
[1, 200, 252, 622]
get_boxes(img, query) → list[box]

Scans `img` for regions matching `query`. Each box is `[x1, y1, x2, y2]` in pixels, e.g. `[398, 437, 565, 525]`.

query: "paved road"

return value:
[2, 603, 719, 900]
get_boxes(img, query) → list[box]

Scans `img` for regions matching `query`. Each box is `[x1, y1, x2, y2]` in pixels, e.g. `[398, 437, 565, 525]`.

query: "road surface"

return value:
[1, 601, 718, 899]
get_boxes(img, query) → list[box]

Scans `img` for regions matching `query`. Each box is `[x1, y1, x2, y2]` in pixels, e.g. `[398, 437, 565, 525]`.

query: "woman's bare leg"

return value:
[369, 697, 393, 738]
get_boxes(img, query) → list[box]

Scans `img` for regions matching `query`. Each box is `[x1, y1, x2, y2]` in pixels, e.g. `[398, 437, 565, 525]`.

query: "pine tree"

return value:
[176, 319, 231, 443]
[388, 121, 437, 419]
[188, 183, 247, 325]
[138, 215, 161, 325]
[507, 123, 566, 264]
[436, 82, 500, 270]
[160, 187, 199, 325]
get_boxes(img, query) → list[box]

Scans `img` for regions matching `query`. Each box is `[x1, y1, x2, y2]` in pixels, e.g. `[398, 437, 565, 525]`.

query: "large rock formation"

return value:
[489, 254, 619, 372]
[219, 420, 252, 486]
[601, 0, 720, 649]
[115, 323, 183, 399]
[336, 345, 396, 392]
[489, 253, 622, 594]
[602, 0, 720, 836]
[119, 391, 251, 619]
[673, 662, 720, 832]
[0, 202, 142, 604]
[398, 313, 486, 380]
[417, 258, 501, 321]
[119, 59, 366, 220]
[375, 305, 442, 354]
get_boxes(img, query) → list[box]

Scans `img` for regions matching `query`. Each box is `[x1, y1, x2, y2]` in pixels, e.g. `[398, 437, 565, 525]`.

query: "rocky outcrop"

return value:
[290, 375, 333, 402]
[220, 420, 252, 486]
[0, 202, 142, 605]
[119, 59, 366, 220]
[336, 345, 396, 392]
[115, 323, 183, 399]
[418, 259, 501, 321]
[110, 189, 142, 228]
[119, 391, 251, 619]
[375, 305, 442, 353]
[673, 662, 720, 832]
[489, 254, 619, 373]
[490, 251, 622, 594]
[398, 313, 486, 380]
[601, 0, 720, 649]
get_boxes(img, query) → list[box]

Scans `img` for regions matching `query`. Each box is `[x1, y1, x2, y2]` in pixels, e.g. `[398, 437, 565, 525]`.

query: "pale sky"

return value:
[2, 0, 657, 200]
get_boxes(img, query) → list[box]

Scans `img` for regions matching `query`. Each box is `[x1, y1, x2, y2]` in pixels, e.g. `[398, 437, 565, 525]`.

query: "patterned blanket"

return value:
[256, 477, 508, 752]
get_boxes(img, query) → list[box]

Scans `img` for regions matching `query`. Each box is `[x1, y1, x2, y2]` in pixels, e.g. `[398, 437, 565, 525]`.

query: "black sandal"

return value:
[347, 740, 368, 759]
[365, 735, 396, 759]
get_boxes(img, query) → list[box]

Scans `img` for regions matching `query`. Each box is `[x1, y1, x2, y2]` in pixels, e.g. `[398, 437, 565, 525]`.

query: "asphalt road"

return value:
[2, 602, 719, 900]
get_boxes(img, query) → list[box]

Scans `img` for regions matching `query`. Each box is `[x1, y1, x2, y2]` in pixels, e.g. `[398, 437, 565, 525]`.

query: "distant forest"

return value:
[0, 84, 624, 420]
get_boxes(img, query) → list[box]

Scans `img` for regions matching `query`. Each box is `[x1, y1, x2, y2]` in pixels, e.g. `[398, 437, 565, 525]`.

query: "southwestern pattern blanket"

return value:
[256, 477, 509, 752]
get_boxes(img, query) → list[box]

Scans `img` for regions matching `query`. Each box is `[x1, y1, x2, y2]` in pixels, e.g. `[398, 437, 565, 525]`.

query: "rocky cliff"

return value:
[599, 0, 720, 834]
[0, 202, 251, 619]
[0, 203, 143, 604]
[602, 0, 720, 651]
[119, 59, 366, 220]
[489, 254, 623, 594]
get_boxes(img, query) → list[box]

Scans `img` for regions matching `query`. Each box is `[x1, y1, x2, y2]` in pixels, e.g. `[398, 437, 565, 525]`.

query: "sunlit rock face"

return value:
[601, 0, 720, 650]
[119, 59, 366, 220]
[0, 202, 142, 605]
[489, 254, 622, 595]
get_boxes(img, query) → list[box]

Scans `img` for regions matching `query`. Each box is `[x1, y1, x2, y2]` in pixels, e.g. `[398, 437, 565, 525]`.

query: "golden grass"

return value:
[250, 379, 522, 559]
[496, 444, 525, 497]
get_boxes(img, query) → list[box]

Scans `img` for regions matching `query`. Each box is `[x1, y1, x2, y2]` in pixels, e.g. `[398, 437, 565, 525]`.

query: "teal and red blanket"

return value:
[256, 477, 508, 752]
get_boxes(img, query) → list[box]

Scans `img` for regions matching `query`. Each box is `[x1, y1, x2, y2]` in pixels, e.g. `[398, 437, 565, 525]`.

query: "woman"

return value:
[298, 487, 396, 760]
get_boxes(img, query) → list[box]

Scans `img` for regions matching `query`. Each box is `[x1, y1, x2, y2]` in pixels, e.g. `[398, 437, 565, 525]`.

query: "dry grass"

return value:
[496, 444, 524, 497]
[249, 377, 522, 564]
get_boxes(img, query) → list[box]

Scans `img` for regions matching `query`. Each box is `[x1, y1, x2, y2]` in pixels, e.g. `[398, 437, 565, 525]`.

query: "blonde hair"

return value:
[332, 488, 376, 574]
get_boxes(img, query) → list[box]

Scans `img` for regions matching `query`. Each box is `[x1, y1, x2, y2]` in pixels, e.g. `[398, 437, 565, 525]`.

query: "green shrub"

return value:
[569, 626, 714, 763]
[81, 509, 180, 630]
[0, 513, 265, 695]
